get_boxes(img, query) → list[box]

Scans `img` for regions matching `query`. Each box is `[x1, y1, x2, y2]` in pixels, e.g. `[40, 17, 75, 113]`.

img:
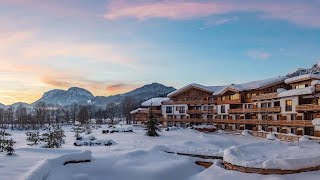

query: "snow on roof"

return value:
[130, 108, 149, 114]
[285, 74, 320, 84]
[169, 76, 286, 97]
[167, 83, 224, 97]
[312, 118, 320, 126]
[277, 86, 315, 98]
[141, 97, 170, 107]
[311, 80, 320, 86]
[213, 76, 286, 95]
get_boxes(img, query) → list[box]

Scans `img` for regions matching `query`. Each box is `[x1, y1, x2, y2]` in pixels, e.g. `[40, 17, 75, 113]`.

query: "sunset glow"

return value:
[0, 0, 319, 105]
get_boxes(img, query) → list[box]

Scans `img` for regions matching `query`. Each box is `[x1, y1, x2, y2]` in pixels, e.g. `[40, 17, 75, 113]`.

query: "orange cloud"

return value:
[106, 83, 140, 95]
[0, 30, 146, 104]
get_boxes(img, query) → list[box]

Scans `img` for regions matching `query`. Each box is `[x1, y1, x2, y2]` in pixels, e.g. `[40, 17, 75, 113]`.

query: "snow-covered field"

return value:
[0, 125, 319, 180]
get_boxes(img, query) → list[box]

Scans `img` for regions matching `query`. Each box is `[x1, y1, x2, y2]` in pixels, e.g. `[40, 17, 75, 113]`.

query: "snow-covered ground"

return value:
[0, 125, 319, 180]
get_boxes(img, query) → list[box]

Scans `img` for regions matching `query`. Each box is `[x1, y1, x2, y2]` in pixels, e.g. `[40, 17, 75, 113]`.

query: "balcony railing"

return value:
[187, 109, 218, 114]
[211, 119, 313, 127]
[228, 107, 281, 113]
[160, 118, 313, 127]
[252, 92, 278, 101]
[162, 99, 217, 105]
[296, 104, 320, 112]
[160, 118, 211, 123]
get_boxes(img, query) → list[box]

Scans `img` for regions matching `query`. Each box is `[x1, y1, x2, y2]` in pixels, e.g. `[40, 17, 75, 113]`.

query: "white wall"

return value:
[280, 96, 299, 114]
[217, 104, 230, 114]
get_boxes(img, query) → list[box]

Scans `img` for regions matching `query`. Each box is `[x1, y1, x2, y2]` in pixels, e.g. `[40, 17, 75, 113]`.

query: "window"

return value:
[221, 105, 226, 113]
[229, 93, 239, 100]
[178, 106, 185, 113]
[166, 107, 173, 113]
[295, 84, 306, 89]
[285, 100, 292, 111]
[262, 115, 268, 120]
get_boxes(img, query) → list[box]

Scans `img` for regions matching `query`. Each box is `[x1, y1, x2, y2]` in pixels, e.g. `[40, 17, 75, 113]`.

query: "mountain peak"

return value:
[287, 63, 320, 78]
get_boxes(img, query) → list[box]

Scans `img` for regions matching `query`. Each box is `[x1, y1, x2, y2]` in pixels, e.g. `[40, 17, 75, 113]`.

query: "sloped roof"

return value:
[285, 74, 320, 84]
[130, 108, 149, 114]
[277, 86, 315, 98]
[213, 76, 286, 95]
[167, 83, 225, 97]
[141, 97, 170, 107]
[168, 76, 286, 97]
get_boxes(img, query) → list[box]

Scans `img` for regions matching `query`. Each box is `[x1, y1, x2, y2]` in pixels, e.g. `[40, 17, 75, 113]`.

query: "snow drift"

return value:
[22, 150, 92, 180]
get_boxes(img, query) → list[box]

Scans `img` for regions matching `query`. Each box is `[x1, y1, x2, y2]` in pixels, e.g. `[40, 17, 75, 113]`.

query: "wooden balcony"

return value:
[252, 92, 278, 101]
[228, 107, 281, 114]
[211, 119, 313, 127]
[296, 104, 320, 112]
[316, 85, 320, 92]
[218, 99, 241, 105]
[152, 110, 162, 114]
[162, 99, 217, 105]
[187, 109, 218, 114]
[160, 118, 211, 123]
[187, 109, 203, 114]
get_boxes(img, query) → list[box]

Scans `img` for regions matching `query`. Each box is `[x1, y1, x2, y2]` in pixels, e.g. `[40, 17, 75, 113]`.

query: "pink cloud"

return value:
[247, 50, 270, 60]
[104, 0, 320, 27]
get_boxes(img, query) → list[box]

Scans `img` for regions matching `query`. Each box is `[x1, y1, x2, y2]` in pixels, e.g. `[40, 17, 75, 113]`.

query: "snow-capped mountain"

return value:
[10, 102, 31, 109]
[0, 103, 5, 108]
[287, 63, 320, 78]
[34, 87, 94, 106]
[32, 83, 175, 107]
[91, 83, 176, 107]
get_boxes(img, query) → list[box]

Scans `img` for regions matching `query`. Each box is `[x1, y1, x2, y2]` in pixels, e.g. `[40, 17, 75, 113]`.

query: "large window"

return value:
[166, 107, 173, 114]
[221, 105, 226, 113]
[285, 100, 292, 111]
[229, 93, 240, 100]
[295, 84, 308, 89]
[177, 106, 185, 114]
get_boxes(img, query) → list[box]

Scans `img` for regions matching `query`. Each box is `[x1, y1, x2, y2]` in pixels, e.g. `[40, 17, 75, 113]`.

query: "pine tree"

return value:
[145, 109, 160, 136]
[41, 125, 65, 148]
[0, 129, 11, 152]
[26, 131, 41, 146]
[73, 124, 84, 140]
[85, 124, 92, 134]
[5, 139, 15, 155]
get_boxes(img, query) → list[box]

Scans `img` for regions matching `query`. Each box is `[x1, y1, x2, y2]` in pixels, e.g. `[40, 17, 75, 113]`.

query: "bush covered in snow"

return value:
[42, 125, 66, 148]
[241, 130, 251, 137]
[26, 131, 41, 146]
[267, 133, 277, 140]
[74, 135, 116, 147]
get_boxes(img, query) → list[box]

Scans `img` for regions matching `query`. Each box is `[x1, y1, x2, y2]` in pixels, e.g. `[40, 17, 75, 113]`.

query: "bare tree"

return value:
[70, 103, 79, 124]
[106, 103, 117, 124]
[35, 102, 47, 128]
[77, 106, 89, 124]
[122, 96, 137, 124]
[15, 105, 27, 129]
[0, 108, 4, 128]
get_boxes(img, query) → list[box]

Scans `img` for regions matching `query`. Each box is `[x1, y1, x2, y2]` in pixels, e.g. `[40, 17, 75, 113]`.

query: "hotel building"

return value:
[131, 74, 320, 137]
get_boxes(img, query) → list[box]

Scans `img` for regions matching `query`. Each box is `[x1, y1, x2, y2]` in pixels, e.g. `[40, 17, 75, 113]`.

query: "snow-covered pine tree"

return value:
[145, 108, 160, 136]
[41, 125, 65, 148]
[0, 128, 12, 152]
[54, 125, 66, 145]
[73, 124, 84, 140]
[26, 131, 41, 146]
[85, 124, 92, 134]
[5, 138, 15, 155]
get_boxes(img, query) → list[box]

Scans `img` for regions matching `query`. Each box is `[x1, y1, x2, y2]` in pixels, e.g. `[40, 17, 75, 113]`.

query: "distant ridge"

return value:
[287, 63, 320, 78]
[0, 83, 176, 108]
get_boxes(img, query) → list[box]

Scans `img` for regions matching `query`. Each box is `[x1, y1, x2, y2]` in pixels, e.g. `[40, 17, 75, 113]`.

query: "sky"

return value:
[0, 0, 320, 105]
